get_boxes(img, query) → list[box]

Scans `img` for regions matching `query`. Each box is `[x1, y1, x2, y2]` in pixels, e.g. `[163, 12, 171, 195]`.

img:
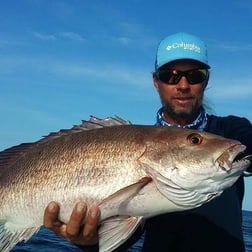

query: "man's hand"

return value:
[43, 201, 100, 246]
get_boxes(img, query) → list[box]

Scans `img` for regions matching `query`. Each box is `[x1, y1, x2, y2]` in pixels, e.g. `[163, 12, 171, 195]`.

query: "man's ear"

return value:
[152, 72, 159, 90]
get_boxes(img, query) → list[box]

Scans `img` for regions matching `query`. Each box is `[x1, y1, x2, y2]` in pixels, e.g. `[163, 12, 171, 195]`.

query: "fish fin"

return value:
[99, 177, 152, 207]
[98, 216, 143, 252]
[97, 177, 151, 251]
[88, 115, 132, 127]
[40, 116, 131, 141]
[0, 224, 39, 252]
[68, 115, 131, 131]
[0, 116, 131, 173]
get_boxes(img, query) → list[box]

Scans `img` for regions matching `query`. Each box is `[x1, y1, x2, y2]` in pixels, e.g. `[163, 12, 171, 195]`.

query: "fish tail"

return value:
[0, 224, 39, 251]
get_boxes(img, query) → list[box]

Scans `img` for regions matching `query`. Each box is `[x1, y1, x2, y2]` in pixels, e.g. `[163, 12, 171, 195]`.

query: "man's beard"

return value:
[162, 101, 201, 122]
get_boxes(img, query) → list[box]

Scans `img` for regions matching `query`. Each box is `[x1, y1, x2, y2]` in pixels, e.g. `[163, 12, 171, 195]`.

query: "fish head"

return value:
[140, 127, 251, 207]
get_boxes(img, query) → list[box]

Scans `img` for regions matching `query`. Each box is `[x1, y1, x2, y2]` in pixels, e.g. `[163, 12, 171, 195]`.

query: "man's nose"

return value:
[176, 76, 190, 89]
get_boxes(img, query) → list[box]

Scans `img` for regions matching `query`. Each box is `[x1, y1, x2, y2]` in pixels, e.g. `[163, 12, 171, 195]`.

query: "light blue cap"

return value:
[155, 32, 210, 70]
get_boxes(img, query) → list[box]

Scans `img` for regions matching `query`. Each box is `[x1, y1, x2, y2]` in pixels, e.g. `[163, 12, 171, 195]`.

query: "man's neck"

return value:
[163, 112, 198, 127]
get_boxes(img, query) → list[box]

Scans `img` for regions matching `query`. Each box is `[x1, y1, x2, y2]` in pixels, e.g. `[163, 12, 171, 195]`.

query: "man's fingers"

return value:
[43, 201, 61, 228]
[66, 203, 100, 245]
[66, 202, 87, 237]
[82, 204, 100, 241]
[43, 201, 100, 246]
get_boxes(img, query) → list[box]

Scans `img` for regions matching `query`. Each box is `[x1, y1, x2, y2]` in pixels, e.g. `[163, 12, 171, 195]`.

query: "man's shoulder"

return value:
[207, 114, 251, 128]
[206, 114, 252, 138]
[208, 114, 250, 123]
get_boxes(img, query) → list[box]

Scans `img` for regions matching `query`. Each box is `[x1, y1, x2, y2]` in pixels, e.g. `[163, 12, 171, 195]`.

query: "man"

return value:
[44, 32, 252, 251]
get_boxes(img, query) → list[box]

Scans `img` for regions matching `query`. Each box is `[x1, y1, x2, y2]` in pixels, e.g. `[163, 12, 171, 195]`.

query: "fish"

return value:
[0, 116, 251, 252]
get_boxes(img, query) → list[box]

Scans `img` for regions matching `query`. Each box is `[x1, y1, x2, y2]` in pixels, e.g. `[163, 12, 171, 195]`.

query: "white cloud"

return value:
[34, 31, 86, 42]
[49, 61, 151, 88]
[207, 76, 252, 99]
[210, 39, 252, 52]
[218, 43, 252, 52]
[118, 22, 147, 37]
[205, 75, 252, 120]
[59, 32, 86, 41]
[0, 54, 152, 92]
[116, 36, 132, 46]
[34, 32, 56, 41]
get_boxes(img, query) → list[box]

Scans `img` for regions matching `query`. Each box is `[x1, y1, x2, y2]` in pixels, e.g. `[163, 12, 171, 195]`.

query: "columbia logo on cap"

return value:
[166, 42, 201, 53]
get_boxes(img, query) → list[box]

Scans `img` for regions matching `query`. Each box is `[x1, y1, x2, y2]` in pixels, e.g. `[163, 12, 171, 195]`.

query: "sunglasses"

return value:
[156, 68, 209, 85]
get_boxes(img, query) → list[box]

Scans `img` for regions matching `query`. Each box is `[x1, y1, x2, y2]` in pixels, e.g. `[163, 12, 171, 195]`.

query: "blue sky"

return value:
[0, 0, 252, 210]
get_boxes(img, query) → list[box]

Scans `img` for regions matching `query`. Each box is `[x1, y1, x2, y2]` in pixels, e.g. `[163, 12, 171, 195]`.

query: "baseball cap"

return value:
[155, 32, 210, 70]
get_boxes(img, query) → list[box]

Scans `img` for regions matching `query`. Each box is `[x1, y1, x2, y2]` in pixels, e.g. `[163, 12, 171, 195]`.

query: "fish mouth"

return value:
[217, 144, 251, 173]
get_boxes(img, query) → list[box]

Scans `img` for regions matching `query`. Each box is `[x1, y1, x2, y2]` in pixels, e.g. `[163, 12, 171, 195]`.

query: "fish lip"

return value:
[232, 147, 252, 172]
[241, 154, 252, 161]
[217, 144, 248, 172]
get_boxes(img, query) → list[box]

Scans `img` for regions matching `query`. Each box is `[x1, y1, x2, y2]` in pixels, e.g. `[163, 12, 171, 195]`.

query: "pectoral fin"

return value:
[98, 215, 143, 252]
[99, 177, 152, 216]
[97, 177, 152, 252]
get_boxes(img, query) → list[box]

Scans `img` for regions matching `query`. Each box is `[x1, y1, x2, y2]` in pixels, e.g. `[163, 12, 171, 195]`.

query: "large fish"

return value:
[0, 116, 251, 252]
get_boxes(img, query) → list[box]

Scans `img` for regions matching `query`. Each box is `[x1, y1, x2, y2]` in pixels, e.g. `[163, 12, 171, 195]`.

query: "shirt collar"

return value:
[156, 107, 208, 131]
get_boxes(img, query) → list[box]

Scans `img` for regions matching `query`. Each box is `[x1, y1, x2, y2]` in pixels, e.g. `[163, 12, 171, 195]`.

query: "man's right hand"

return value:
[43, 201, 100, 246]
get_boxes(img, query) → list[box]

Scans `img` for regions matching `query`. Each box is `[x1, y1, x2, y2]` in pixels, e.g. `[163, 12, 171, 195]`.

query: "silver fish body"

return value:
[0, 116, 250, 252]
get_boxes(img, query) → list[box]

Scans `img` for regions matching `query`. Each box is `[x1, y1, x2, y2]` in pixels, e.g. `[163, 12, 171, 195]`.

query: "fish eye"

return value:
[187, 133, 203, 145]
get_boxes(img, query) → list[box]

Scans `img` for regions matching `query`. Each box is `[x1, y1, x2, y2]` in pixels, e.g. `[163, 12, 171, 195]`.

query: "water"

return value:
[243, 210, 252, 252]
[11, 210, 252, 251]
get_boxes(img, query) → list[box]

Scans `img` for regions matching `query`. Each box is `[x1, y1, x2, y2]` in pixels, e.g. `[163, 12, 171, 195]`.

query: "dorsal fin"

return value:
[0, 116, 131, 175]
[88, 115, 131, 127]
[39, 115, 131, 142]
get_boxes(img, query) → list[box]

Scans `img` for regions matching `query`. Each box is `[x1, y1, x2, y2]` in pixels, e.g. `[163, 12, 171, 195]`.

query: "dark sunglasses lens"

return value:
[157, 69, 208, 85]
[157, 70, 180, 84]
[187, 69, 208, 84]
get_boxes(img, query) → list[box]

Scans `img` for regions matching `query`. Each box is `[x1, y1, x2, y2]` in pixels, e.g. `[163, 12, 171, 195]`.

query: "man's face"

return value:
[153, 59, 208, 124]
